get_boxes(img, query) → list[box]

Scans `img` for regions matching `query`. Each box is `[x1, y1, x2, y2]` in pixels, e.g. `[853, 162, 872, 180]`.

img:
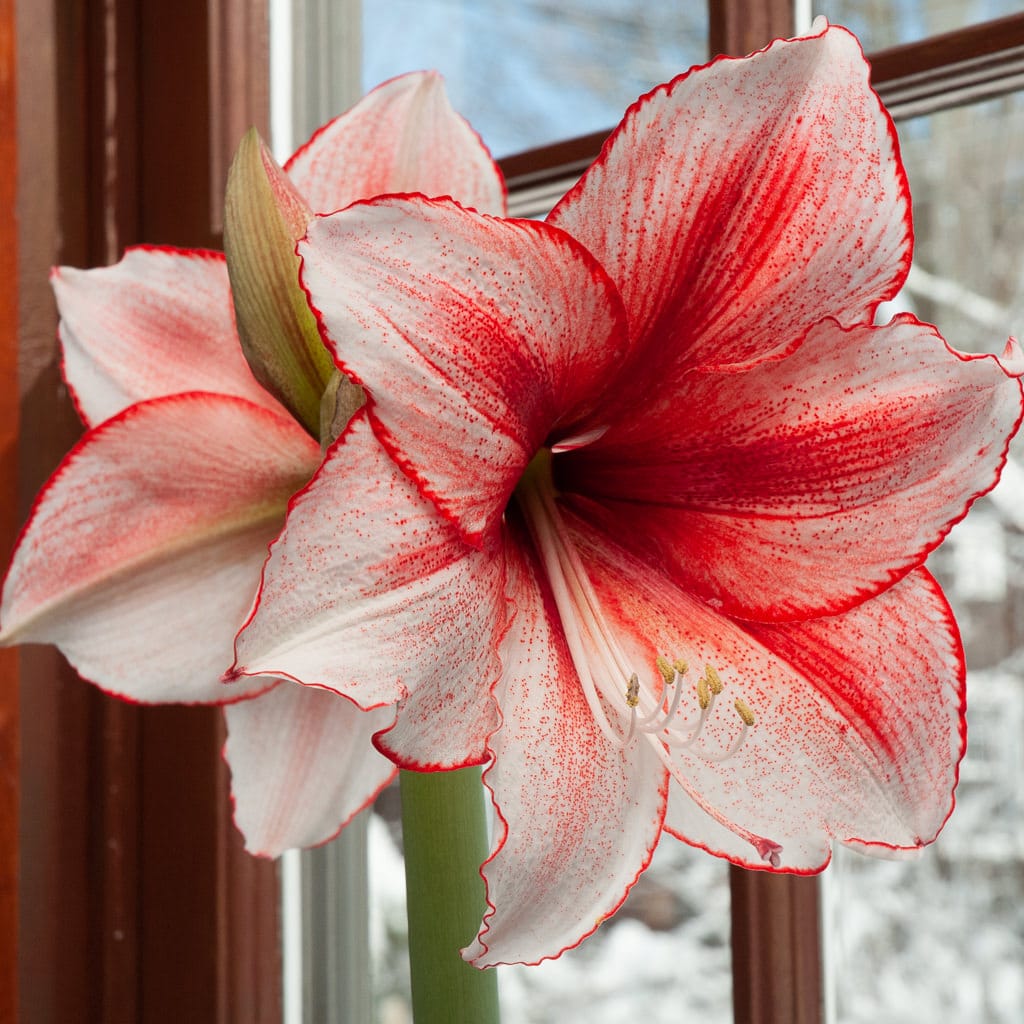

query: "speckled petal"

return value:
[286, 71, 506, 217]
[0, 393, 318, 703]
[231, 412, 505, 768]
[465, 539, 667, 967]
[54, 247, 283, 427]
[560, 317, 1024, 620]
[564, 516, 963, 871]
[224, 681, 397, 856]
[299, 196, 629, 544]
[549, 24, 910, 389]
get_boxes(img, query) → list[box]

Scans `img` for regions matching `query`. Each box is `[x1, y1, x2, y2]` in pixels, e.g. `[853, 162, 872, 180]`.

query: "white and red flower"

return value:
[0, 72, 506, 855]
[227, 24, 1024, 965]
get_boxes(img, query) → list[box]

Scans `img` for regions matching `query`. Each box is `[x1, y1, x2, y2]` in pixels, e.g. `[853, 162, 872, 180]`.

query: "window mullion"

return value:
[706, 5, 828, 1024]
[0, 0, 19, 1017]
[730, 870, 823, 1024]
[709, 0, 795, 61]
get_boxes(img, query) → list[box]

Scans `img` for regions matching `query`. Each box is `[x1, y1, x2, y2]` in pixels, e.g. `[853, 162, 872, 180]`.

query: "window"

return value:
[7, 3, 1024, 1022]
[824, 59, 1024, 1024]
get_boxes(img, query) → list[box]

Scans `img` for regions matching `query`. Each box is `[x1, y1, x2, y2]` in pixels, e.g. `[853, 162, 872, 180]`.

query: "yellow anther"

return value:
[705, 664, 724, 695]
[697, 674, 711, 710]
[656, 655, 676, 685]
[735, 699, 755, 727]
[673, 659, 688, 676]
[625, 673, 640, 708]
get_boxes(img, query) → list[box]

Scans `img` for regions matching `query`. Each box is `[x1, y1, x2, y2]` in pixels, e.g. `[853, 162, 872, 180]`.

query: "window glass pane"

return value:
[824, 92, 1024, 1024]
[819, 0, 1020, 51]
[501, 843, 732, 1023]
[362, 1, 707, 157]
[371, 801, 734, 1023]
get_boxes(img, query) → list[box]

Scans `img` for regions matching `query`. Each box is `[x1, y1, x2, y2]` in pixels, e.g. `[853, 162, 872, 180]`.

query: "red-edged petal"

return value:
[299, 196, 629, 544]
[561, 317, 1024, 620]
[465, 540, 667, 967]
[0, 393, 319, 703]
[54, 246, 284, 427]
[742, 569, 964, 861]
[224, 681, 397, 856]
[548, 24, 910, 387]
[285, 71, 506, 217]
[572, 518, 963, 871]
[230, 412, 505, 768]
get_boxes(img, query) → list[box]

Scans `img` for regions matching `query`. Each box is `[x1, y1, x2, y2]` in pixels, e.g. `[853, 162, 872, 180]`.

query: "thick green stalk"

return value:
[400, 767, 500, 1024]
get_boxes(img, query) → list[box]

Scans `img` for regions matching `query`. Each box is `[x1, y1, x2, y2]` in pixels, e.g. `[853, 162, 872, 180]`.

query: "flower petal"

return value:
[570, 517, 964, 871]
[224, 680, 397, 856]
[465, 540, 667, 967]
[548, 24, 910, 382]
[0, 393, 319, 703]
[54, 247, 283, 427]
[561, 317, 1024, 620]
[299, 196, 630, 544]
[230, 412, 505, 768]
[741, 569, 964, 861]
[286, 71, 506, 217]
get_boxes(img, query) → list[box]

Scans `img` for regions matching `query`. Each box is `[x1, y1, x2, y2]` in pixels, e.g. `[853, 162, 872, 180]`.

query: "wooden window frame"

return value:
[4, 2, 1024, 1022]
[8, 1, 278, 1021]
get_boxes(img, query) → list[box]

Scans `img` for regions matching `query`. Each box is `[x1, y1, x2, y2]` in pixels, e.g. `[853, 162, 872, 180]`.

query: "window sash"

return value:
[11, 1, 280, 1020]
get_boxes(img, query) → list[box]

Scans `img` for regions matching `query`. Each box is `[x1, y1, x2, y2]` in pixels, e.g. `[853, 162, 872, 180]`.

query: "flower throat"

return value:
[514, 449, 756, 757]
[514, 448, 782, 868]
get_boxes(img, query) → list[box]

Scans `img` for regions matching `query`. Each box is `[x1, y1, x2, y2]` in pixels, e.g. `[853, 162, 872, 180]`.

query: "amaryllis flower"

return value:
[229, 23, 1024, 965]
[0, 72, 506, 855]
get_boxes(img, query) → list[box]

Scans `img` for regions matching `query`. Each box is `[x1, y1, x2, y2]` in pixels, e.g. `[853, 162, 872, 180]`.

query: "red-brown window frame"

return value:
[4, 2, 1024, 1022]
[8, 1, 278, 1021]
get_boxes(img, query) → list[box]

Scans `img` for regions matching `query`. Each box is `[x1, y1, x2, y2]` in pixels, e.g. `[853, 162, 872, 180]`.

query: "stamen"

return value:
[625, 672, 643, 742]
[734, 699, 755, 727]
[528, 483, 637, 692]
[653, 667, 687, 727]
[705, 664, 723, 695]
[518, 484, 624, 748]
[635, 657, 688, 733]
[655, 662, 757, 762]
[660, 673, 714, 747]
[699, 696, 757, 763]
[516, 454, 755, 766]
[697, 673, 711, 710]
[656, 655, 676, 685]
[625, 673, 640, 708]
[517, 453, 656, 750]
[515, 458, 782, 869]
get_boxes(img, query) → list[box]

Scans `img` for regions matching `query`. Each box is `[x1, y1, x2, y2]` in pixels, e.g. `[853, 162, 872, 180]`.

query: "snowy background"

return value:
[366, 808, 733, 1024]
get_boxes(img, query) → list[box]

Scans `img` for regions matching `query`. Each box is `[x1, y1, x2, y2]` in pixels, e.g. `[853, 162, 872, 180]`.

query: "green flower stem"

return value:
[400, 767, 500, 1024]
